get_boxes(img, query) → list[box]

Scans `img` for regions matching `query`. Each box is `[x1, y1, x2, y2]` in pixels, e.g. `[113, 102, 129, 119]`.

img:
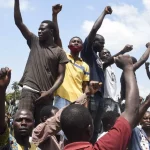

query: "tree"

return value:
[11, 81, 19, 100]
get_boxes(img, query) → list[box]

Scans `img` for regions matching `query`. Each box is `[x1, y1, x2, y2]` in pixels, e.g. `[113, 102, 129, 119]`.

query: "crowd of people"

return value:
[0, 0, 150, 150]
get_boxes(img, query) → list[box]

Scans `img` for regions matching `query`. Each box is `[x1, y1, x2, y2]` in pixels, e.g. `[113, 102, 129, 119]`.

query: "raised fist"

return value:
[104, 6, 113, 15]
[0, 67, 11, 90]
[122, 44, 133, 53]
[52, 4, 62, 15]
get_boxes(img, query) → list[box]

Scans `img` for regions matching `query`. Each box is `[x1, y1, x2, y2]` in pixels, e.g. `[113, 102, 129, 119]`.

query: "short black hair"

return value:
[102, 111, 120, 131]
[69, 36, 83, 43]
[60, 104, 92, 141]
[131, 56, 137, 64]
[41, 20, 56, 31]
[95, 34, 104, 40]
[40, 106, 58, 120]
[100, 48, 110, 54]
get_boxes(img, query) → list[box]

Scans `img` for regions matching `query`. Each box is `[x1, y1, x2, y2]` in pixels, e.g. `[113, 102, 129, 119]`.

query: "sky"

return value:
[1, 0, 150, 98]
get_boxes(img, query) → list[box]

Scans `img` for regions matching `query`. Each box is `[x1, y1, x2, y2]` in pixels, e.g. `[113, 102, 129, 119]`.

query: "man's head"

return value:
[60, 104, 93, 142]
[102, 111, 120, 132]
[40, 106, 59, 122]
[68, 36, 83, 54]
[13, 110, 34, 138]
[140, 111, 150, 130]
[93, 34, 105, 53]
[38, 20, 56, 42]
[99, 48, 111, 61]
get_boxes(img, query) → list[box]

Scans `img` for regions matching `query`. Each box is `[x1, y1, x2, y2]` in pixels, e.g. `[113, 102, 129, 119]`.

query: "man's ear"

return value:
[43, 116, 48, 122]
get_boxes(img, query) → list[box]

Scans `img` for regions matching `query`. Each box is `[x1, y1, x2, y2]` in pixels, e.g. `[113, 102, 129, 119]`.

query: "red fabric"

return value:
[64, 116, 131, 150]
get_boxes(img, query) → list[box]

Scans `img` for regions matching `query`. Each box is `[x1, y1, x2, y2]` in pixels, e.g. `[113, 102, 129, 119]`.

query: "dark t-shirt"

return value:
[19, 34, 68, 91]
[81, 38, 104, 94]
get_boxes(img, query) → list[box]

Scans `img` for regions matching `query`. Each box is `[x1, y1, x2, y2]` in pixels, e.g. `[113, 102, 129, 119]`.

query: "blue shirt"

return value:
[129, 127, 150, 150]
[81, 38, 104, 94]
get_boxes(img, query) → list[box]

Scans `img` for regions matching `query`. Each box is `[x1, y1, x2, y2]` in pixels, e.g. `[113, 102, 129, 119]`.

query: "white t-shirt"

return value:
[104, 66, 117, 102]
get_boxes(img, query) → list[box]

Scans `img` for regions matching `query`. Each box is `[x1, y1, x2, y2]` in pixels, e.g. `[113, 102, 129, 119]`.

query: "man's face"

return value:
[13, 110, 34, 137]
[38, 23, 52, 41]
[141, 112, 150, 129]
[68, 37, 83, 54]
[93, 36, 105, 52]
[69, 37, 83, 47]
[99, 49, 111, 61]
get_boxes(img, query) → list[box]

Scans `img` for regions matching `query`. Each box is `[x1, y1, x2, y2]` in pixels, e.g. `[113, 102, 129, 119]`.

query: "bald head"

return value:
[93, 34, 105, 52]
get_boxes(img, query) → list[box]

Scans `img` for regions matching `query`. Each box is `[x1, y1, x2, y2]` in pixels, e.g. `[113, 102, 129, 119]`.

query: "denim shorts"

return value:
[53, 96, 71, 109]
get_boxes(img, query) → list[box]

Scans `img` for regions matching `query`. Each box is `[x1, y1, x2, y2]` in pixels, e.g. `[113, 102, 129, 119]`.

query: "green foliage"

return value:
[6, 81, 21, 101]
[6, 91, 21, 101]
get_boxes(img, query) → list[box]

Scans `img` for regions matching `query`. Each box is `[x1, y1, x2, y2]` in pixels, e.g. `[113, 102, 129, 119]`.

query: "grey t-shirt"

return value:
[19, 33, 68, 91]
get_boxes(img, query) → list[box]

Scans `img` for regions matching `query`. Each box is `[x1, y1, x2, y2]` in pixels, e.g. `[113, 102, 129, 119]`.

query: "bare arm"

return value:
[103, 45, 133, 69]
[0, 68, 11, 133]
[14, 0, 32, 40]
[122, 67, 139, 128]
[48, 63, 66, 94]
[135, 94, 150, 125]
[0, 90, 6, 133]
[145, 62, 150, 79]
[82, 81, 89, 93]
[82, 81, 89, 108]
[133, 44, 150, 71]
[115, 55, 139, 128]
[36, 63, 66, 103]
[87, 6, 112, 49]
[52, 4, 62, 48]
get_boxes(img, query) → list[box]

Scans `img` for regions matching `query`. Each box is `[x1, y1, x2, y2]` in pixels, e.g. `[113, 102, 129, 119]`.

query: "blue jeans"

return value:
[89, 92, 104, 144]
[53, 96, 71, 109]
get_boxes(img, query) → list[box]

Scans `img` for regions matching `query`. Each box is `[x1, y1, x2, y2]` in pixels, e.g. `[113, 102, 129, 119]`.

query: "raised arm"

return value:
[0, 68, 11, 133]
[135, 94, 150, 125]
[87, 6, 112, 48]
[133, 43, 150, 71]
[145, 62, 150, 79]
[103, 44, 133, 69]
[115, 55, 139, 128]
[52, 4, 62, 48]
[47, 63, 66, 94]
[14, 0, 32, 40]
